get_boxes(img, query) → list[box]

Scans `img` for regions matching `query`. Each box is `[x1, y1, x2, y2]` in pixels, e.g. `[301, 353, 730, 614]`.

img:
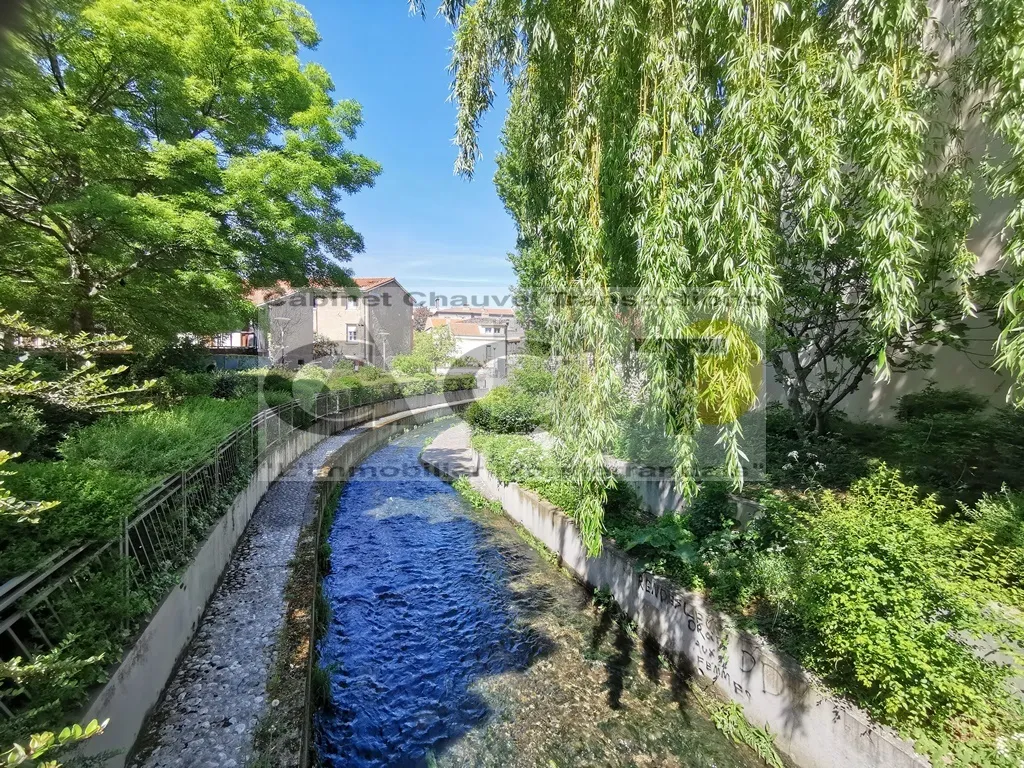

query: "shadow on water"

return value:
[315, 421, 555, 768]
[316, 420, 775, 768]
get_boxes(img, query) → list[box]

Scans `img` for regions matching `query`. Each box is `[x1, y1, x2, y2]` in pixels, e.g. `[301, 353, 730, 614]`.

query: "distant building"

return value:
[430, 306, 524, 340]
[248, 277, 414, 369]
[425, 306, 524, 364]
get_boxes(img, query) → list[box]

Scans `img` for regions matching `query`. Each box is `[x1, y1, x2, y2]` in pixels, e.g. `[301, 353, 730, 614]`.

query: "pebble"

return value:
[129, 433, 358, 768]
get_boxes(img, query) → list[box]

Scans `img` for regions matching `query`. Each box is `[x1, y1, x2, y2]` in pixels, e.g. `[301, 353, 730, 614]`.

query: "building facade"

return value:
[253, 277, 414, 369]
[428, 307, 524, 360]
[426, 306, 524, 365]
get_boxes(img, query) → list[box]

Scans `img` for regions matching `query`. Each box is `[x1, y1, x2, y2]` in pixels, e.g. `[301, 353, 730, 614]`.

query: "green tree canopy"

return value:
[419, 0, 1024, 552]
[0, 0, 380, 346]
[393, 327, 458, 374]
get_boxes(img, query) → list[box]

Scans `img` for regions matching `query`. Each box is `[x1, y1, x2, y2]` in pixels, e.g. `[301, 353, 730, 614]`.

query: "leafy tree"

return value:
[412, 306, 431, 332]
[394, 327, 458, 374]
[312, 332, 338, 360]
[0, 0, 380, 346]
[768, 229, 996, 435]
[426, 324, 457, 372]
[418, 0, 1024, 552]
[969, 0, 1024, 404]
[0, 310, 150, 456]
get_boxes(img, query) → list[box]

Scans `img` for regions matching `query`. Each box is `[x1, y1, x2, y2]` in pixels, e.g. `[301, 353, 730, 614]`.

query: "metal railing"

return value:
[0, 378, 476, 724]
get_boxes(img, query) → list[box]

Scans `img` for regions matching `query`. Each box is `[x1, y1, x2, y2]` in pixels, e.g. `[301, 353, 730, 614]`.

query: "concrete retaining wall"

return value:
[425, 438, 928, 768]
[79, 389, 482, 766]
[604, 457, 688, 516]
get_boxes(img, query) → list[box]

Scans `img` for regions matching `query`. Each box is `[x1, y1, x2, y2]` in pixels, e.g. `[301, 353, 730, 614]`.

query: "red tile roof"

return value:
[247, 277, 399, 305]
[353, 277, 396, 291]
[426, 317, 506, 337]
[434, 306, 515, 317]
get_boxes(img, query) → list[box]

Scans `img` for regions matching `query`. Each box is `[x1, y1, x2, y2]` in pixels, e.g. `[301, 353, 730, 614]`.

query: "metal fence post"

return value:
[180, 471, 188, 551]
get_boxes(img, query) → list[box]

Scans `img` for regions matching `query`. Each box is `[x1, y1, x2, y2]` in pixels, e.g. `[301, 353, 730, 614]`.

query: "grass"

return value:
[1, 370, 478, 748]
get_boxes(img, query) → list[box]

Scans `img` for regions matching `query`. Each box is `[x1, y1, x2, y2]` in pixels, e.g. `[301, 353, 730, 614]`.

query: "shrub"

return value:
[58, 397, 258, 479]
[391, 353, 432, 375]
[784, 465, 1010, 731]
[396, 375, 440, 397]
[0, 402, 44, 455]
[616, 513, 697, 566]
[444, 373, 477, 392]
[465, 386, 544, 433]
[158, 370, 217, 400]
[292, 365, 329, 404]
[212, 371, 257, 400]
[894, 385, 988, 422]
[325, 360, 356, 387]
[472, 432, 584, 516]
[508, 355, 553, 395]
[132, 338, 213, 377]
[889, 408, 1024, 505]
[357, 364, 384, 380]
[960, 489, 1024, 591]
[452, 355, 481, 368]
[238, 367, 295, 394]
[1, 462, 149, 579]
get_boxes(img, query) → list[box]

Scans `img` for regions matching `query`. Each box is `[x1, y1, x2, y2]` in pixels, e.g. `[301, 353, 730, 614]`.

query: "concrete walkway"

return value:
[420, 421, 478, 483]
[129, 432, 358, 768]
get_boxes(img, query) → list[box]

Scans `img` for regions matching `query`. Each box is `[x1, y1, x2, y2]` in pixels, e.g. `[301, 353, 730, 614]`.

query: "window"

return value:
[348, 296, 358, 310]
[347, 324, 358, 342]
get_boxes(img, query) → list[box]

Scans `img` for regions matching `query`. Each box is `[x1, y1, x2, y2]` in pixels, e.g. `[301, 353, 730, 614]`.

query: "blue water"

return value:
[315, 422, 542, 767]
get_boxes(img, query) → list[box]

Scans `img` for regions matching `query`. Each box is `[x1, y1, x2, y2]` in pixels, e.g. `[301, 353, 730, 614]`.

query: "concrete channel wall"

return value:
[79, 389, 483, 767]
[423, 434, 928, 768]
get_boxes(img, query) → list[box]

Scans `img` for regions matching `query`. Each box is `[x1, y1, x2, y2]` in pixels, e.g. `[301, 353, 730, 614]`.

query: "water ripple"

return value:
[315, 424, 537, 768]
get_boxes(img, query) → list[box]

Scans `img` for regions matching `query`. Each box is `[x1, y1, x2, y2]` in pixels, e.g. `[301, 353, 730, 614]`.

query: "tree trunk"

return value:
[812, 407, 827, 436]
[769, 350, 807, 428]
[68, 259, 97, 334]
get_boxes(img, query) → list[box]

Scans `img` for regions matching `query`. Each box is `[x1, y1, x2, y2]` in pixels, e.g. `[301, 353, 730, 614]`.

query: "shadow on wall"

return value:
[765, 323, 1011, 424]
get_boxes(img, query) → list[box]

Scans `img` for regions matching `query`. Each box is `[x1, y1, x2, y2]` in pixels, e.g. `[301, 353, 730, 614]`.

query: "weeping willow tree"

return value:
[412, 0, 1024, 553]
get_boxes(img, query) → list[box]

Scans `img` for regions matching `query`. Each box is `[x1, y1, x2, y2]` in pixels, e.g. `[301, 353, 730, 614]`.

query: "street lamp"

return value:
[271, 316, 291, 366]
[377, 330, 390, 369]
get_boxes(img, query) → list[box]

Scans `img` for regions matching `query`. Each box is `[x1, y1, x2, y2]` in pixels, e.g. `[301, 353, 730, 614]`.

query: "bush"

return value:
[357, 364, 384, 381]
[472, 431, 584, 516]
[132, 338, 213, 377]
[212, 371, 257, 400]
[391, 353, 432, 375]
[895, 385, 988, 422]
[396, 375, 441, 397]
[444, 373, 477, 392]
[452, 355, 481, 369]
[58, 397, 258, 480]
[889, 408, 1024, 505]
[326, 359, 356, 386]
[0, 402, 44, 455]
[157, 370, 217, 400]
[508, 355, 553, 395]
[783, 466, 1012, 732]
[238, 367, 295, 394]
[292, 365, 329, 403]
[1, 462, 149, 579]
[465, 386, 545, 433]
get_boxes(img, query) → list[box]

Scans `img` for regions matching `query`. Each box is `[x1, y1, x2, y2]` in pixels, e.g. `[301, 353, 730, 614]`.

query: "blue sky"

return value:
[299, 1, 518, 307]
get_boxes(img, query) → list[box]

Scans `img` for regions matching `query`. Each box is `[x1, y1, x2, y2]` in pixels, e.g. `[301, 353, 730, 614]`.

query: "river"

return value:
[315, 419, 768, 768]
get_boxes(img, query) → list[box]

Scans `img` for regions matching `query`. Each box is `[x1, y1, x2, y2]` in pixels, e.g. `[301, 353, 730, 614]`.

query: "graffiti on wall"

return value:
[637, 571, 807, 703]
